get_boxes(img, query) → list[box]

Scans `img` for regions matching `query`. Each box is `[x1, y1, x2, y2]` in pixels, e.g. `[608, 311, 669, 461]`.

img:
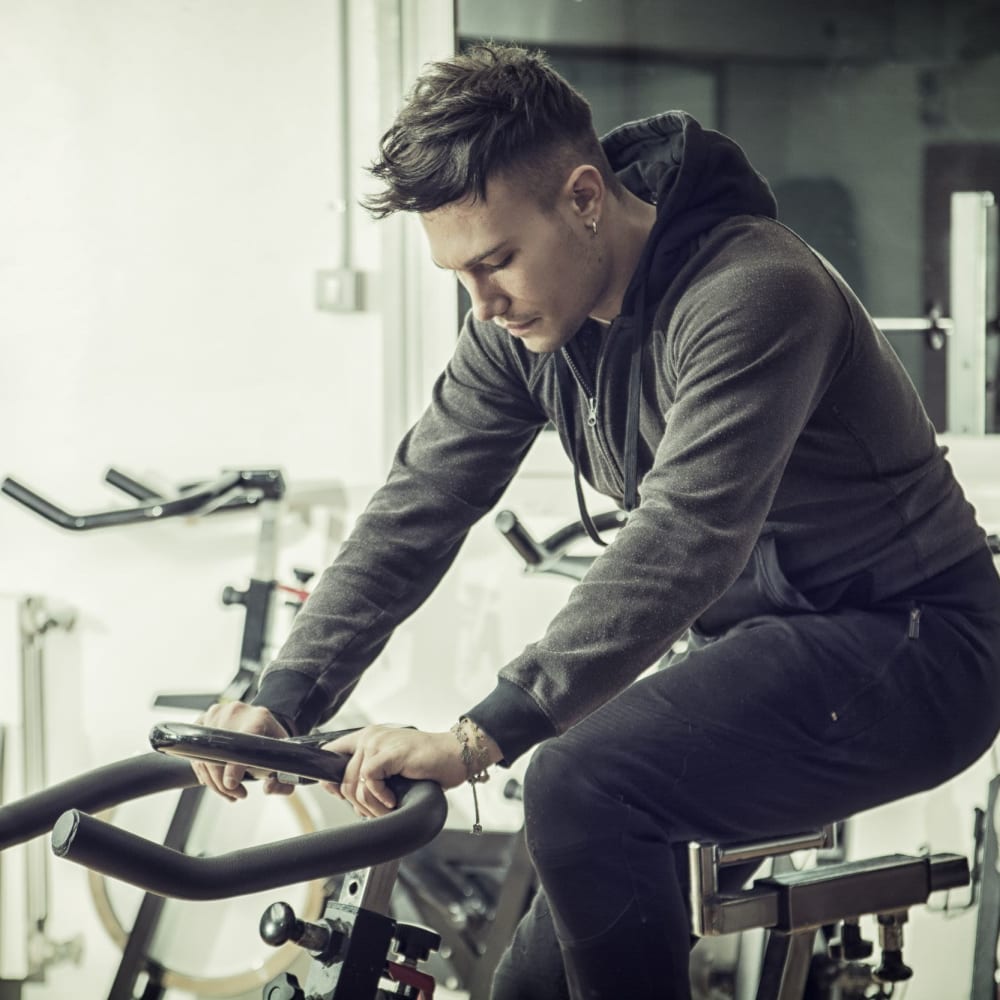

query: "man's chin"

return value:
[517, 328, 570, 355]
[522, 339, 560, 355]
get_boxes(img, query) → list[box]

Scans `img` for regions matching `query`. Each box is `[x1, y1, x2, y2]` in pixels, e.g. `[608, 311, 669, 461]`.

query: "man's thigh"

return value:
[552, 603, 1000, 844]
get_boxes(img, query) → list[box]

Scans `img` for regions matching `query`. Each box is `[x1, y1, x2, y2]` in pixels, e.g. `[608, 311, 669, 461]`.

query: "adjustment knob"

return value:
[260, 902, 331, 954]
[829, 919, 873, 961]
[221, 585, 247, 607]
[873, 949, 914, 983]
[394, 922, 442, 963]
[874, 913, 913, 983]
[504, 779, 523, 801]
[260, 902, 300, 946]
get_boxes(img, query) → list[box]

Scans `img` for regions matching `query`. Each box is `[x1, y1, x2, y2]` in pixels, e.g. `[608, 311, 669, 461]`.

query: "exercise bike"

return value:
[0, 721, 448, 1000]
[4, 476, 996, 999]
[1, 465, 331, 998]
[0, 713, 980, 1000]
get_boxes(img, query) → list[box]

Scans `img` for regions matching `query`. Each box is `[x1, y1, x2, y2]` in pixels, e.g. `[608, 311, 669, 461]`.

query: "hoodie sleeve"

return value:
[253, 315, 547, 735]
[467, 250, 851, 762]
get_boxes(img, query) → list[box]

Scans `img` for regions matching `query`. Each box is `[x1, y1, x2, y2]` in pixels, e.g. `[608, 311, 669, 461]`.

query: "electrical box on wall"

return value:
[315, 268, 363, 313]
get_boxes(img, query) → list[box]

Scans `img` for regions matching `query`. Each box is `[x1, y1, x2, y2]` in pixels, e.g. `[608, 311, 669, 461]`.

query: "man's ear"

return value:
[565, 164, 605, 221]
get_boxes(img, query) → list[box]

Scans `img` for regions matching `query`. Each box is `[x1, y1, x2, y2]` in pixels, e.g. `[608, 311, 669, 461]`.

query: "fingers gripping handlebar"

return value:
[0, 724, 447, 903]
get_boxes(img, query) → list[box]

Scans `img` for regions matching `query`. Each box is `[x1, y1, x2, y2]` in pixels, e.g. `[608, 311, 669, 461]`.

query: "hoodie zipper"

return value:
[561, 343, 627, 495]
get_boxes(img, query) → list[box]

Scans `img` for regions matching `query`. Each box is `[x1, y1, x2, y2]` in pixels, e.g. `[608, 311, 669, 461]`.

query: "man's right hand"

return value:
[191, 701, 294, 801]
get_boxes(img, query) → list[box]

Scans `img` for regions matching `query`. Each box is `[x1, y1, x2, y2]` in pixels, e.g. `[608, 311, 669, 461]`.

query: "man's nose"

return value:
[468, 276, 509, 323]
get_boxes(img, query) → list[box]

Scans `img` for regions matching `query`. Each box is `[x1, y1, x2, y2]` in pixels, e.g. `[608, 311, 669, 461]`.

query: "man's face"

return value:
[421, 174, 607, 354]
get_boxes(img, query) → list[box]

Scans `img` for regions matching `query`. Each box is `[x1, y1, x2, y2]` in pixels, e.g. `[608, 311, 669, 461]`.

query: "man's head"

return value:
[363, 43, 621, 218]
[364, 44, 639, 353]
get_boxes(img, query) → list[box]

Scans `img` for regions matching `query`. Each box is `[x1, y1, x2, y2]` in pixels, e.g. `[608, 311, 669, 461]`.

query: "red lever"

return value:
[386, 960, 435, 998]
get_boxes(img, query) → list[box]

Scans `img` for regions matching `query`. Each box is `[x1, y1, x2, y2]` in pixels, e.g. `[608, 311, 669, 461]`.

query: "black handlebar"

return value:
[495, 508, 628, 581]
[494, 510, 550, 567]
[0, 723, 448, 902]
[0, 753, 197, 850]
[103, 467, 168, 502]
[149, 721, 353, 784]
[1, 467, 287, 531]
[52, 779, 445, 901]
[497, 513, 1000, 571]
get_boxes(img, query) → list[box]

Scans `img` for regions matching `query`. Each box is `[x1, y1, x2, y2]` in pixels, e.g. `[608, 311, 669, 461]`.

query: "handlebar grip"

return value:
[494, 509, 547, 567]
[104, 468, 164, 502]
[0, 753, 196, 850]
[1, 478, 88, 530]
[150, 722, 350, 784]
[51, 779, 448, 901]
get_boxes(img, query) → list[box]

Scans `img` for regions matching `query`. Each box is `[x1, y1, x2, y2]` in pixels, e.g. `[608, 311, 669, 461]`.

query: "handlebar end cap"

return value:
[51, 809, 82, 857]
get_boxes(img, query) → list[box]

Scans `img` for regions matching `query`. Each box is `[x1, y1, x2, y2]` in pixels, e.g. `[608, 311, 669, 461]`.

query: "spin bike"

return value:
[1, 466, 321, 999]
[3, 477, 993, 999]
[0, 721, 448, 999]
[0, 714, 977, 1000]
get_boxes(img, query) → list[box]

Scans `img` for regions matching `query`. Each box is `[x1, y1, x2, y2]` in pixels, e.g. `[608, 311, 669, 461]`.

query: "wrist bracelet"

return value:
[451, 716, 491, 835]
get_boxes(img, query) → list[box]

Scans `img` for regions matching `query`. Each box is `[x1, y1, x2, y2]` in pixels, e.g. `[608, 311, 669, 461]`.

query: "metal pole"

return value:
[947, 191, 996, 434]
[18, 597, 76, 979]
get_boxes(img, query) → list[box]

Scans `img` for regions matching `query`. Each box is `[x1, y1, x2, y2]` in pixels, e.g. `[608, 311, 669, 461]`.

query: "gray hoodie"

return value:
[255, 113, 985, 763]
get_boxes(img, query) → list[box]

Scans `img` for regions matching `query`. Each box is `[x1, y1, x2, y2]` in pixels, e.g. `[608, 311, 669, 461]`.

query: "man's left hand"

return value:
[322, 724, 468, 818]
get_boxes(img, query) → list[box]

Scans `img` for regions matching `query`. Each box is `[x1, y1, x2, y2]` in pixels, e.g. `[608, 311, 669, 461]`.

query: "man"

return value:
[195, 43, 1000, 999]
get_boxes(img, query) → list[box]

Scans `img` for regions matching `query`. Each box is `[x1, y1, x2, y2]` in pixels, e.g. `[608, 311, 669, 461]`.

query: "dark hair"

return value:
[363, 43, 622, 218]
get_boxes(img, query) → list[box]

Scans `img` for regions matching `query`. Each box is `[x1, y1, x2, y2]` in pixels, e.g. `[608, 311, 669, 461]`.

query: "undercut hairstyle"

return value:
[363, 42, 623, 218]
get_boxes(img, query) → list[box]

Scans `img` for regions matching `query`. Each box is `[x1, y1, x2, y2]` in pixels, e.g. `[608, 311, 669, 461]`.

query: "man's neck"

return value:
[590, 192, 658, 323]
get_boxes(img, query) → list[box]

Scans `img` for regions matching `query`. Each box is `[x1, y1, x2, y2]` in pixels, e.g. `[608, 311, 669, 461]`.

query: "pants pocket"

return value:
[818, 607, 919, 743]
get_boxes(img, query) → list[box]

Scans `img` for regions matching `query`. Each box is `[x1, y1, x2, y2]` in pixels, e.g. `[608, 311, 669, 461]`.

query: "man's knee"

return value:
[522, 738, 617, 862]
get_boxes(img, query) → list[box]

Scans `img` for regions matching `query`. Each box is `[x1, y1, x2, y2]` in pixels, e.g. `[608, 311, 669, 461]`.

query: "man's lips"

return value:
[502, 318, 538, 336]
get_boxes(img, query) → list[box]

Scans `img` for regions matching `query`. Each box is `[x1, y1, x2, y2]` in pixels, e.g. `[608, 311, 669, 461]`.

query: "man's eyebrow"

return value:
[432, 241, 510, 272]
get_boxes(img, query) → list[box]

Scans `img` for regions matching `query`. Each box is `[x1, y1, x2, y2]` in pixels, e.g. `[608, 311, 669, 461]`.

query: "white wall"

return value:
[0, 2, 467, 997]
[0, 0, 390, 770]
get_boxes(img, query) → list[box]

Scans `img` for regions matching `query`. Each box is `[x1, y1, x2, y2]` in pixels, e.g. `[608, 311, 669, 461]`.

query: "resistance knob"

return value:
[260, 901, 332, 955]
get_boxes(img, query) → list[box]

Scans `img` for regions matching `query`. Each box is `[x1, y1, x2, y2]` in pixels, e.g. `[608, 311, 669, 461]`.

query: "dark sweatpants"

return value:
[492, 547, 1000, 1000]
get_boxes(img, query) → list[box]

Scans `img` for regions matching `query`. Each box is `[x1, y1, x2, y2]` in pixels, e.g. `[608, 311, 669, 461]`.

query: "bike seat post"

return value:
[688, 841, 722, 937]
[689, 826, 839, 1000]
[689, 825, 836, 937]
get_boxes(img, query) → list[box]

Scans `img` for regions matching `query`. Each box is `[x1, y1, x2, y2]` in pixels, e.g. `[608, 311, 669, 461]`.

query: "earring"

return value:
[590, 219, 599, 236]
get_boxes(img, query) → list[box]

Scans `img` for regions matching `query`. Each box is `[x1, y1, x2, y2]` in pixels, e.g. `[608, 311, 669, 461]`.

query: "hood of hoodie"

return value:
[554, 112, 781, 516]
[601, 111, 779, 313]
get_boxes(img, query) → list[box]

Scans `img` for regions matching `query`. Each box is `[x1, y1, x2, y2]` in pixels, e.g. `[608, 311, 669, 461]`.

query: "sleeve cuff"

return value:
[465, 678, 557, 765]
[252, 669, 332, 737]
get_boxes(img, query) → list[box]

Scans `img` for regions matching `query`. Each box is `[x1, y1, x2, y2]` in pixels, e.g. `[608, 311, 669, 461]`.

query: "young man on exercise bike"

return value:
[194, 43, 1000, 999]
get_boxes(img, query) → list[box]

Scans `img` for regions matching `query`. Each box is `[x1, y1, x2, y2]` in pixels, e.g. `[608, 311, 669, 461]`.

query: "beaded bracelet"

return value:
[450, 716, 491, 834]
